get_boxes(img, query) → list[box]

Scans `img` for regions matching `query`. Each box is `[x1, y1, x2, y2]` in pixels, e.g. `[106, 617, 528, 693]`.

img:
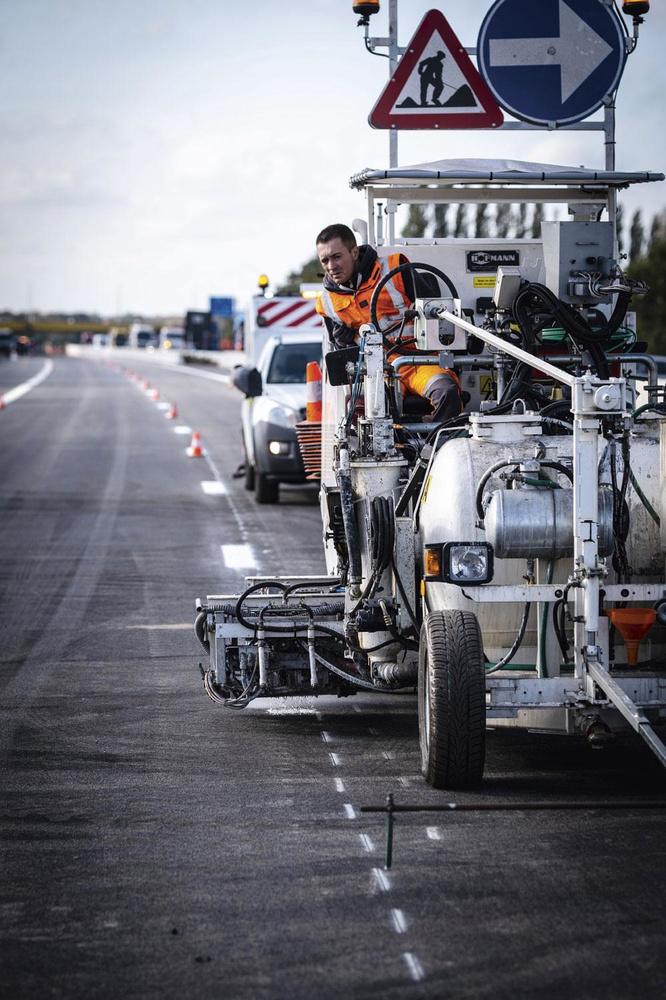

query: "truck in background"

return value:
[128, 322, 158, 349]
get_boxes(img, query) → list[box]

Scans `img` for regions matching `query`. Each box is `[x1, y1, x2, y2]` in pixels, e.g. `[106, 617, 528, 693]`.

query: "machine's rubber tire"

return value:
[255, 472, 279, 504]
[244, 459, 255, 491]
[418, 609, 486, 789]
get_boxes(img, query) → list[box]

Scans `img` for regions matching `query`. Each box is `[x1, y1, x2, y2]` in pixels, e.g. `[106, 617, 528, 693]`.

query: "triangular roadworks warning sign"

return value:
[369, 9, 503, 130]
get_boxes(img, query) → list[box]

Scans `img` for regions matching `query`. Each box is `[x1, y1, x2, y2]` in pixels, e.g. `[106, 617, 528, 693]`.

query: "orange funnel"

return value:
[608, 608, 656, 666]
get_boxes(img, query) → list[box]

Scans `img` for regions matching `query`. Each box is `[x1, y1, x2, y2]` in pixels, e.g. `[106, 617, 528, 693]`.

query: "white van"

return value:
[129, 323, 158, 349]
[158, 326, 186, 350]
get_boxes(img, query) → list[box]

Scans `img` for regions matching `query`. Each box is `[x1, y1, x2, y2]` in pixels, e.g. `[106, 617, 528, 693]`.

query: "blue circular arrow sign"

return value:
[477, 0, 627, 126]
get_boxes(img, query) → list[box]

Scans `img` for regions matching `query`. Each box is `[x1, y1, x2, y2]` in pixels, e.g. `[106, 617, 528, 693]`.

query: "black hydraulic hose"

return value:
[194, 611, 210, 654]
[475, 459, 521, 522]
[485, 602, 531, 674]
[369, 261, 460, 332]
[336, 447, 362, 589]
[305, 644, 403, 694]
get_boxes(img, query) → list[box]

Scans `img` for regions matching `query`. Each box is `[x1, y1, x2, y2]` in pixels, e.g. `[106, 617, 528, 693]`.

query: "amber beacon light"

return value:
[353, 2, 380, 27]
[622, 1, 650, 18]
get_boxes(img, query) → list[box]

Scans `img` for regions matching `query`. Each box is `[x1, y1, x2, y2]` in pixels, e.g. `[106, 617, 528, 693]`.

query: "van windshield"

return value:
[266, 342, 322, 384]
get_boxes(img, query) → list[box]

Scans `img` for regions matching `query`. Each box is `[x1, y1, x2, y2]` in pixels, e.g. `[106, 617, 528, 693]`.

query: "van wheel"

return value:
[244, 460, 255, 491]
[255, 472, 279, 504]
[418, 609, 485, 789]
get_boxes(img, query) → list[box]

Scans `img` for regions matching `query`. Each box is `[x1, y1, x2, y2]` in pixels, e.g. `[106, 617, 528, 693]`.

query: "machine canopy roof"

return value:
[349, 158, 664, 190]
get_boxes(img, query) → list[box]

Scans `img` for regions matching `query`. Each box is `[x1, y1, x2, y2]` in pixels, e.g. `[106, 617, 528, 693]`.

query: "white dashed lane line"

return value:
[343, 803, 357, 820]
[329, 752, 342, 767]
[426, 826, 443, 841]
[200, 480, 227, 495]
[371, 868, 391, 893]
[402, 952, 426, 982]
[334, 778, 346, 793]
[359, 834, 375, 853]
[390, 909, 408, 934]
[173, 425, 192, 435]
[221, 544, 257, 570]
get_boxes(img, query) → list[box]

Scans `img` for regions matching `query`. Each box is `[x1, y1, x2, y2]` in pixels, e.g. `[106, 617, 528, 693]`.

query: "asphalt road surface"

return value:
[1, 353, 665, 1000]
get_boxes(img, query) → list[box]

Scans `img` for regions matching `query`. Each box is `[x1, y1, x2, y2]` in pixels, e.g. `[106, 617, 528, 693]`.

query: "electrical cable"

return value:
[485, 602, 531, 674]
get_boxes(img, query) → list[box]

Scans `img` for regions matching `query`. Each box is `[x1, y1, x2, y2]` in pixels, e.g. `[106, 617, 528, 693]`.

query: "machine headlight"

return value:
[425, 542, 494, 585]
[268, 440, 290, 456]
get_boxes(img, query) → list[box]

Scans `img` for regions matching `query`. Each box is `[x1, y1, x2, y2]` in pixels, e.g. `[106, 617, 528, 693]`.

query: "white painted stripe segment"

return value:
[173, 425, 192, 435]
[329, 752, 341, 767]
[343, 803, 356, 820]
[359, 834, 375, 853]
[334, 778, 346, 793]
[372, 867, 391, 892]
[2, 360, 54, 404]
[201, 480, 227, 495]
[391, 909, 408, 934]
[402, 953, 425, 982]
[320, 731, 333, 743]
[426, 826, 443, 841]
[221, 544, 257, 569]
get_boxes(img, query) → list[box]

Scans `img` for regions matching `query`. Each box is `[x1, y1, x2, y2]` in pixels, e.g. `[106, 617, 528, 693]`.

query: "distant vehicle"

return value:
[128, 323, 158, 350]
[233, 331, 323, 503]
[91, 333, 109, 348]
[0, 328, 15, 358]
[158, 326, 186, 350]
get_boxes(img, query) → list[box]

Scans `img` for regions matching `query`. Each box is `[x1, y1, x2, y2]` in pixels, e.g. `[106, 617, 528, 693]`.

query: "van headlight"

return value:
[424, 542, 494, 584]
[265, 405, 298, 429]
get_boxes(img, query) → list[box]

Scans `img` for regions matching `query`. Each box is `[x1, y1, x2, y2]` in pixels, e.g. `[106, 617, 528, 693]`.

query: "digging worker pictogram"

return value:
[418, 50, 446, 106]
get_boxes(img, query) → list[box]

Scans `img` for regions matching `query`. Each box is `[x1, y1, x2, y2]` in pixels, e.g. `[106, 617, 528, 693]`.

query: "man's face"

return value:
[317, 237, 359, 287]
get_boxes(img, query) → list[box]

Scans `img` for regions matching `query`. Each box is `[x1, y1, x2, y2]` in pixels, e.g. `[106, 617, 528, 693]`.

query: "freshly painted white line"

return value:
[359, 834, 375, 853]
[334, 778, 346, 793]
[221, 544, 257, 569]
[426, 826, 443, 841]
[390, 909, 408, 934]
[1, 360, 54, 405]
[329, 752, 341, 767]
[200, 480, 227, 496]
[372, 867, 391, 892]
[173, 425, 192, 435]
[343, 803, 356, 820]
[402, 953, 425, 982]
[320, 731, 333, 743]
[382, 750, 395, 761]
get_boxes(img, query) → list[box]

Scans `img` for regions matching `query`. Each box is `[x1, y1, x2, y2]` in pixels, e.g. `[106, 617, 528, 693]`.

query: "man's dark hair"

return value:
[316, 223, 357, 251]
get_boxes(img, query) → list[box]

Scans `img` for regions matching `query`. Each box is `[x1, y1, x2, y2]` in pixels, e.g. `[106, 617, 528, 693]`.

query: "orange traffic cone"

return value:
[141, 379, 149, 391]
[187, 431, 203, 458]
[150, 388, 160, 401]
[0, 396, 6, 410]
[305, 361, 322, 422]
[166, 402, 178, 420]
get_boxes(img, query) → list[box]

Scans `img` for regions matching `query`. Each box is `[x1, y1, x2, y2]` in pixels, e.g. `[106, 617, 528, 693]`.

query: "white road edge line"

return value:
[390, 909, 408, 934]
[1, 360, 54, 405]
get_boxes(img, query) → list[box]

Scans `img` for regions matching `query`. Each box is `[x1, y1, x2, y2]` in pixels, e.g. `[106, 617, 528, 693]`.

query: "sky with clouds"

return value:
[1, 0, 664, 316]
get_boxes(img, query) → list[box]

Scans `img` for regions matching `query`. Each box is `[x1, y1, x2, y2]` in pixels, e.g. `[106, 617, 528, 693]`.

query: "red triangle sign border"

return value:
[369, 9, 504, 131]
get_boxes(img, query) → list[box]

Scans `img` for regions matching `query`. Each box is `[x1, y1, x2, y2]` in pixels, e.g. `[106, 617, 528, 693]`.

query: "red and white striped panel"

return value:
[256, 297, 321, 329]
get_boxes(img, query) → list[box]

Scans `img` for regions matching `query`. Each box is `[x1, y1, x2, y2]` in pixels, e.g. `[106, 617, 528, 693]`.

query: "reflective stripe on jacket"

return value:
[315, 253, 411, 336]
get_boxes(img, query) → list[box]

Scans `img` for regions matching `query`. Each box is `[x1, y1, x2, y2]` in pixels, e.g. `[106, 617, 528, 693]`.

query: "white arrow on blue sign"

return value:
[477, 0, 627, 126]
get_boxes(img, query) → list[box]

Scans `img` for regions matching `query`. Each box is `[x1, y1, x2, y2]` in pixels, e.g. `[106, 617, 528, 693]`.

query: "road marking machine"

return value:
[195, 3, 666, 789]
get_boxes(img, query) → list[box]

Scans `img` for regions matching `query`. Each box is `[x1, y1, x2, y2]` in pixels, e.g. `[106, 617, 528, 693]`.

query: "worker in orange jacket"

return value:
[315, 223, 462, 422]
